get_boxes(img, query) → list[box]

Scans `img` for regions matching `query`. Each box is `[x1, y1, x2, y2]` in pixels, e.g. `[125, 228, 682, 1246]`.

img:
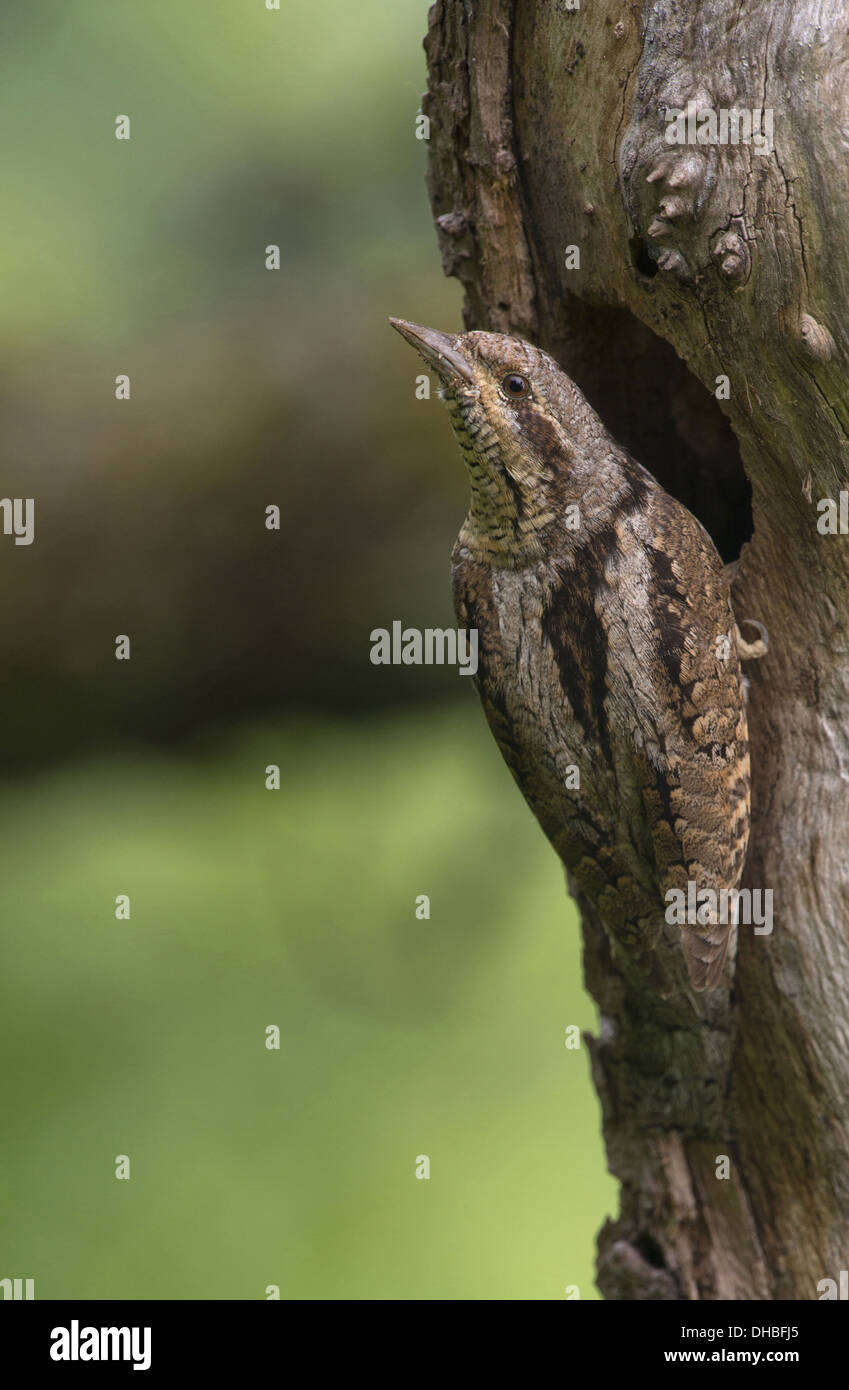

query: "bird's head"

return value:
[390, 318, 608, 565]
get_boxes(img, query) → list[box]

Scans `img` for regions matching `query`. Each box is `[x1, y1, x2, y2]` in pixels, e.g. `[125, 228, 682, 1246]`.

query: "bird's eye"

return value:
[501, 372, 530, 399]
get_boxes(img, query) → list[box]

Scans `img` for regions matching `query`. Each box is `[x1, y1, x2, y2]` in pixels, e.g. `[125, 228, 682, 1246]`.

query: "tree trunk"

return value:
[423, 0, 849, 1300]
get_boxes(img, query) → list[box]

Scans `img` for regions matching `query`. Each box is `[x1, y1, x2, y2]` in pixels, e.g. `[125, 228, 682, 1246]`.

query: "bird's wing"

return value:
[633, 496, 751, 989]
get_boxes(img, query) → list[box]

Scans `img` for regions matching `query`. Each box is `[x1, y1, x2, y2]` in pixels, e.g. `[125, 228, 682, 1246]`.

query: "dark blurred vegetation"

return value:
[0, 0, 465, 769]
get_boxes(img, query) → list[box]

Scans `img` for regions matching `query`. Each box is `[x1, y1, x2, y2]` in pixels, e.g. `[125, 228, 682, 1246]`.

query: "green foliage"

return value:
[0, 707, 613, 1298]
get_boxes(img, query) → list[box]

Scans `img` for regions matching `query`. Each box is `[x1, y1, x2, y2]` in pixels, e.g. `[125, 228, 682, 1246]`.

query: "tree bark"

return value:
[423, 0, 849, 1300]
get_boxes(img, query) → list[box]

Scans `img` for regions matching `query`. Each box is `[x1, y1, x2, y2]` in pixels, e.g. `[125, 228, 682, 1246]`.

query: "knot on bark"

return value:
[620, 89, 768, 292]
[597, 1227, 682, 1301]
[796, 313, 835, 363]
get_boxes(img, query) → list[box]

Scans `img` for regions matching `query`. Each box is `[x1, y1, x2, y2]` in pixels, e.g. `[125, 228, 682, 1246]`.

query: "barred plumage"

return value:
[391, 319, 763, 991]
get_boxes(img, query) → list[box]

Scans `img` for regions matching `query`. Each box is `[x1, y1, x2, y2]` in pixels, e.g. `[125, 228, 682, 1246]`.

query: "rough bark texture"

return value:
[423, 0, 849, 1300]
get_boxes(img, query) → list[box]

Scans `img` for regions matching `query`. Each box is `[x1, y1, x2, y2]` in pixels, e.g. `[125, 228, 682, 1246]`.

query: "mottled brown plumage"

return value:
[390, 318, 761, 991]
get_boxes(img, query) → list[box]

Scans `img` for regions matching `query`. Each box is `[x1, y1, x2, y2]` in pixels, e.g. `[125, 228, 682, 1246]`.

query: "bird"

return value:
[390, 317, 766, 992]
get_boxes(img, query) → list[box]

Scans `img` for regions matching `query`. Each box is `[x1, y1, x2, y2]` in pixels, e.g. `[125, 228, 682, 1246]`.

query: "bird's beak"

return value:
[389, 318, 476, 385]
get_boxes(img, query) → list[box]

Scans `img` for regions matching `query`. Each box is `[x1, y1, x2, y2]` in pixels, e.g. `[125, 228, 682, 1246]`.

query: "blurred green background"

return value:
[0, 0, 614, 1298]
